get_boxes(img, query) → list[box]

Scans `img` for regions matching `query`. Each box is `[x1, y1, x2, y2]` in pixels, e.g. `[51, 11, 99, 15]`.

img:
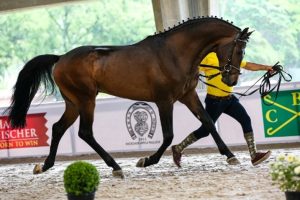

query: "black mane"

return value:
[153, 16, 241, 36]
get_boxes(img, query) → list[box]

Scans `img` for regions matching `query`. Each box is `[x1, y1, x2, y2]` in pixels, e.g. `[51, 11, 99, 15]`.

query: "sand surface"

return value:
[0, 148, 298, 200]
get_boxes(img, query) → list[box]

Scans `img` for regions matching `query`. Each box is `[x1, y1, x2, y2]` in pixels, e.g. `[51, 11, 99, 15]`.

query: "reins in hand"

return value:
[198, 62, 292, 104]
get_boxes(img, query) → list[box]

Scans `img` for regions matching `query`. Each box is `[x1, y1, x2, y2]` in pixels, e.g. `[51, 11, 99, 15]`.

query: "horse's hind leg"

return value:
[136, 102, 174, 167]
[33, 101, 79, 174]
[77, 100, 123, 178]
[178, 91, 239, 164]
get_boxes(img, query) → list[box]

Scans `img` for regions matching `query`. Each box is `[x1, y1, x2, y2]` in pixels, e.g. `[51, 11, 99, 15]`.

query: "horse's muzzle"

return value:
[222, 76, 237, 87]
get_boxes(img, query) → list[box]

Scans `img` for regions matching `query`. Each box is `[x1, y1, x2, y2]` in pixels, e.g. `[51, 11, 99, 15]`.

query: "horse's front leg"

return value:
[177, 90, 239, 165]
[136, 102, 174, 167]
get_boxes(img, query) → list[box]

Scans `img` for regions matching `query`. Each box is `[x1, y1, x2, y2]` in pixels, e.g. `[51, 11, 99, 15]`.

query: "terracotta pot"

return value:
[67, 191, 95, 200]
[285, 191, 300, 200]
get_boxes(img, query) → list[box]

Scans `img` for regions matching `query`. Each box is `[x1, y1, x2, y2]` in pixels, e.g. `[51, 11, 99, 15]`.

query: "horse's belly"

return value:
[98, 82, 153, 101]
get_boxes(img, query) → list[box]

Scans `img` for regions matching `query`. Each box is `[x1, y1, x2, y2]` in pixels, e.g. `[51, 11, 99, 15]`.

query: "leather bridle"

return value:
[199, 32, 247, 80]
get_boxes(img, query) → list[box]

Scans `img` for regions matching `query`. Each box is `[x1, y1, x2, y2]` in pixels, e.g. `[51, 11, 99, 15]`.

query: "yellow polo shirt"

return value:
[199, 52, 246, 97]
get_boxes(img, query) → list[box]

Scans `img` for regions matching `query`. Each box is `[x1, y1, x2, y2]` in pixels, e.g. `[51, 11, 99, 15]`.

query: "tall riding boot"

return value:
[244, 132, 271, 166]
[171, 133, 198, 168]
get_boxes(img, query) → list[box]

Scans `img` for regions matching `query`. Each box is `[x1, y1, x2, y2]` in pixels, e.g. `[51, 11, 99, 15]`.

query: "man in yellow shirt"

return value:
[172, 52, 272, 167]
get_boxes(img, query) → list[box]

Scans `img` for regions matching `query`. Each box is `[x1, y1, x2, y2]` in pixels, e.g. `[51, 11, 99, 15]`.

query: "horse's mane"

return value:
[151, 16, 241, 37]
[93, 16, 243, 51]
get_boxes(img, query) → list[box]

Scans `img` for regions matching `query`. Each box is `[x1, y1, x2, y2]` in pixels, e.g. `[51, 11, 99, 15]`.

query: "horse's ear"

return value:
[247, 30, 254, 37]
[240, 27, 253, 40]
[241, 27, 249, 35]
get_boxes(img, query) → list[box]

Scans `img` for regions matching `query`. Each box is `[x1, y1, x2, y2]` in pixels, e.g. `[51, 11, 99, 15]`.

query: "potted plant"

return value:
[64, 161, 100, 200]
[270, 153, 300, 200]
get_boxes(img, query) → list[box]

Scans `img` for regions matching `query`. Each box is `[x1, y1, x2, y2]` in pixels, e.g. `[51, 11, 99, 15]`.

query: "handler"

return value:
[172, 52, 272, 167]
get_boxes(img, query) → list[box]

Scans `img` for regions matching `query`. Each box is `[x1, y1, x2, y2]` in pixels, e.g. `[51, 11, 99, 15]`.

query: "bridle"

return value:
[199, 32, 247, 80]
[223, 33, 247, 74]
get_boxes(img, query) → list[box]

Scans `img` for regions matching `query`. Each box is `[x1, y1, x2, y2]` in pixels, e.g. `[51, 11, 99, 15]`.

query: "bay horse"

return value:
[5, 17, 251, 178]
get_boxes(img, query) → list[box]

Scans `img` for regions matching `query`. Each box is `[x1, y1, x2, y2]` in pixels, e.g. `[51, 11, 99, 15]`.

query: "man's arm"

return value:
[243, 62, 273, 71]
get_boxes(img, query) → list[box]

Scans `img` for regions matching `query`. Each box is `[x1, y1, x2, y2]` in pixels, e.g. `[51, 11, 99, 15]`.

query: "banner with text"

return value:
[0, 113, 49, 149]
[261, 90, 300, 137]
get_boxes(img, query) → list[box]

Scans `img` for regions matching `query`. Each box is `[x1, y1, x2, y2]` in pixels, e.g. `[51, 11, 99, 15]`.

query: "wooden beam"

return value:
[188, 0, 209, 17]
[151, 0, 163, 32]
[151, 0, 182, 32]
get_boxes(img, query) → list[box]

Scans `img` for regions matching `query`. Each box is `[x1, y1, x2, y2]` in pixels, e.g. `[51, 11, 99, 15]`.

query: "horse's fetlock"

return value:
[42, 162, 54, 172]
[148, 156, 159, 165]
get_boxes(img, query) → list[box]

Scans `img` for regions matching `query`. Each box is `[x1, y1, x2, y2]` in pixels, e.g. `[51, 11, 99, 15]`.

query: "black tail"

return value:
[4, 54, 60, 128]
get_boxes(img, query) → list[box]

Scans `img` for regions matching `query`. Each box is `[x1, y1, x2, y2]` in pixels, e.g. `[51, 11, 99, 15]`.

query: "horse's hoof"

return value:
[112, 169, 124, 179]
[171, 145, 182, 168]
[226, 157, 241, 165]
[33, 164, 43, 174]
[136, 158, 146, 168]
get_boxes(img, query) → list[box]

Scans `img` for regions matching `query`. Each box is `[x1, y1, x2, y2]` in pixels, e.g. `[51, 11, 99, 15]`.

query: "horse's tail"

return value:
[4, 54, 60, 128]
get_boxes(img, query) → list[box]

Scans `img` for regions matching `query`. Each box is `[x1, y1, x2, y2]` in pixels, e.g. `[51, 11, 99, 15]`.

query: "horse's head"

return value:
[216, 28, 253, 86]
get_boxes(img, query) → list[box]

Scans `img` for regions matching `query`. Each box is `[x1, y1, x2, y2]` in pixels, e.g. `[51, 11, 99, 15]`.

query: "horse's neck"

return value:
[165, 23, 237, 68]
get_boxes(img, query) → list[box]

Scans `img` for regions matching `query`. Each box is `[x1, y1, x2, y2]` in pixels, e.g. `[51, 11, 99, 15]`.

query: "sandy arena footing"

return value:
[0, 147, 299, 200]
